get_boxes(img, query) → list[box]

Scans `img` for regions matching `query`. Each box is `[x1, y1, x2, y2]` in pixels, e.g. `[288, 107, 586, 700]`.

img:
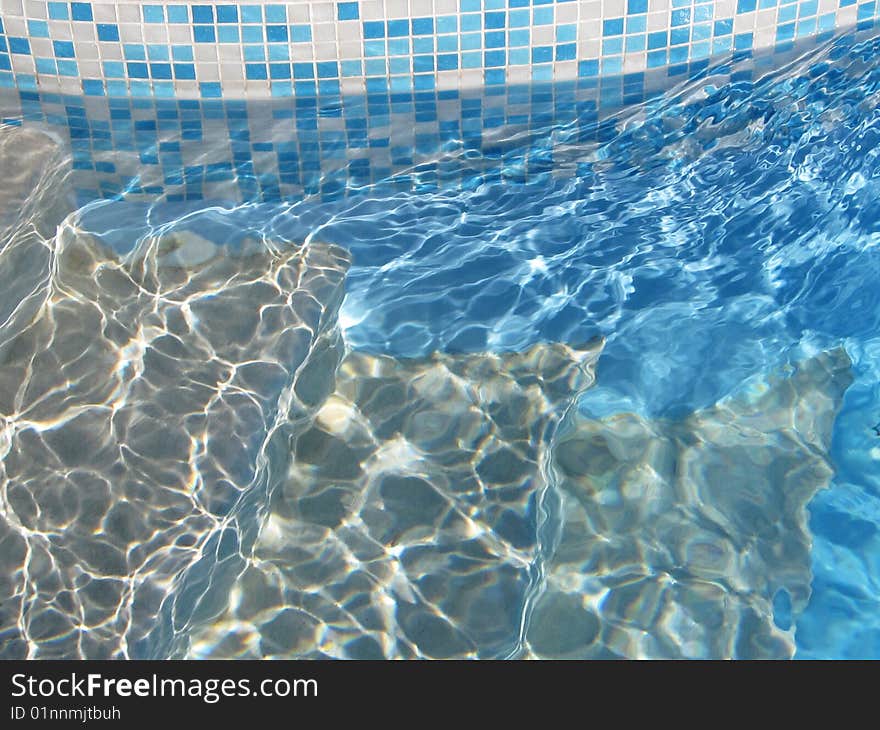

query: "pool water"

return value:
[1, 29, 880, 659]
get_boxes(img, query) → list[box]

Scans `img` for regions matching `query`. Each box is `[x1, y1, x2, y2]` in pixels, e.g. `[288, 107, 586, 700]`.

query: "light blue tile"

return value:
[509, 47, 529, 65]
[533, 7, 554, 25]
[556, 24, 577, 42]
[268, 44, 289, 61]
[461, 33, 482, 50]
[241, 6, 262, 23]
[461, 14, 482, 31]
[627, 15, 647, 33]
[341, 60, 362, 77]
[509, 29, 529, 46]
[437, 16, 458, 33]
[143, 5, 164, 23]
[167, 6, 188, 23]
[27, 20, 50, 38]
[625, 34, 646, 52]
[48, 2, 69, 20]
[603, 37, 624, 55]
[242, 26, 264, 43]
[291, 25, 311, 43]
[147, 45, 169, 61]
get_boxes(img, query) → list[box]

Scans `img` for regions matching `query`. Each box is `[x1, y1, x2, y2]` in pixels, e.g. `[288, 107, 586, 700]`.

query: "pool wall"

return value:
[0, 1, 877, 203]
[0, 1, 873, 99]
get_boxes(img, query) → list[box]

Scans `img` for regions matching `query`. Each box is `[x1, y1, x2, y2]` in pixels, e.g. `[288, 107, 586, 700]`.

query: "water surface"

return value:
[1, 29, 880, 658]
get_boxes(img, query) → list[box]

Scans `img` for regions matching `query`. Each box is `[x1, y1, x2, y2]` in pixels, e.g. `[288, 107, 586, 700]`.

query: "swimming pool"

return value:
[1, 2, 879, 660]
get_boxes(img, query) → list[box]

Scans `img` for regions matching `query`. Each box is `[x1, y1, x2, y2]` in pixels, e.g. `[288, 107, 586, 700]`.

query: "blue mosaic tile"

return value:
[0, 0, 871, 140]
[70, 3, 93, 22]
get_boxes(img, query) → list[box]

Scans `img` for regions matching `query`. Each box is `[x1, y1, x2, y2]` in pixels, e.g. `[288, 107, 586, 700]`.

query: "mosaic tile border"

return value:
[0, 0, 877, 99]
[2, 27, 876, 206]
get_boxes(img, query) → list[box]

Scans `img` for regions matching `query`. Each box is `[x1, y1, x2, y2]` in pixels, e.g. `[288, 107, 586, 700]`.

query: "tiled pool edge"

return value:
[0, 1, 876, 99]
[1, 8, 878, 204]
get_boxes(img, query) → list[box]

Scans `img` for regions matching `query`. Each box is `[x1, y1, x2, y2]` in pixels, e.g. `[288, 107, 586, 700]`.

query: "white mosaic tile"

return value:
[0, 0, 873, 105]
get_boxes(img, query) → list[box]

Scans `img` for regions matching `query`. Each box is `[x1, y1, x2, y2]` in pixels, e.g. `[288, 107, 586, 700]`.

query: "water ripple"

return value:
[3, 30, 880, 657]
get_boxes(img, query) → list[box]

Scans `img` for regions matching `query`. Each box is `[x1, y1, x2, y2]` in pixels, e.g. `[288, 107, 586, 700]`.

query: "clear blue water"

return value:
[2, 30, 880, 658]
